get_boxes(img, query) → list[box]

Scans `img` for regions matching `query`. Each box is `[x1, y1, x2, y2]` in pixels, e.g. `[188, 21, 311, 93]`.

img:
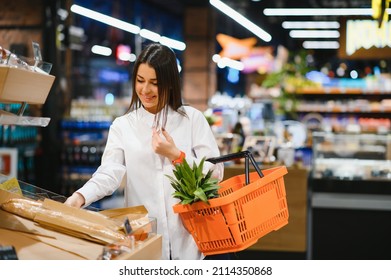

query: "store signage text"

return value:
[341, 19, 391, 59]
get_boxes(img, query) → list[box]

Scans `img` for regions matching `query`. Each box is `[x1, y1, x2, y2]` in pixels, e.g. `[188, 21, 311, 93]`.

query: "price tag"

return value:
[0, 245, 18, 260]
[123, 217, 133, 235]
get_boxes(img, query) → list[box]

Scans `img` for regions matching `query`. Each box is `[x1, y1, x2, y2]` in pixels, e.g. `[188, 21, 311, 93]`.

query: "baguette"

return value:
[40, 210, 127, 243]
[1, 198, 44, 220]
[1, 197, 126, 243]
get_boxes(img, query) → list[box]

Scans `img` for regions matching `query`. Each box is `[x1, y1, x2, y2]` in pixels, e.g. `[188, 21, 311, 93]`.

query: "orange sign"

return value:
[216, 33, 257, 60]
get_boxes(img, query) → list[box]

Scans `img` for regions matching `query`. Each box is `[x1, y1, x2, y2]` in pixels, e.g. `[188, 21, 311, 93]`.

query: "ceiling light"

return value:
[302, 41, 340, 49]
[210, 0, 272, 42]
[118, 52, 136, 62]
[289, 30, 340, 38]
[139, 29, 161, 42]
[264, 8, 379, 16]
[159, 37, 186, 51]
[71, 4, 186, 51]
[91, 45, 112, 56]
[212, 54, 221, 63]
[212, 54, 244, 71]
[282, 21, 340, 29]
[217, 57, 244, 71]
[71, 5, 140, 34]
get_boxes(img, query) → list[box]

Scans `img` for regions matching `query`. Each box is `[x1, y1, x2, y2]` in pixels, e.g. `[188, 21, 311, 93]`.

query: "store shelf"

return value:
[0, 110, 50, 127]
[59, 118, 110, 196]
[295, 88, 391, 95]
[290, 85, 391, 133]
[0, 105, 48, 183]
[296, 105, 391, 113]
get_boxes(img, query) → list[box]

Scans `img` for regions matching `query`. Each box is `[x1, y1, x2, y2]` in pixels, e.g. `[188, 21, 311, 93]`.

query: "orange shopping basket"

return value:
[172, 150, 289, 256]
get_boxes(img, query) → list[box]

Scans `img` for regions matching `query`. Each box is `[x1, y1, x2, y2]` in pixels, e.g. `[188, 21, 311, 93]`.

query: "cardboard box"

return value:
[0, 66, 55, 104]
[0, 217, 162, 260]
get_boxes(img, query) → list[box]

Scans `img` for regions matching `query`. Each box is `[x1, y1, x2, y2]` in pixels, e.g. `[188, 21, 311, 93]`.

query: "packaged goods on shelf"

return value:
[70, 98, 129, 120]
[60, 118, 111, 196]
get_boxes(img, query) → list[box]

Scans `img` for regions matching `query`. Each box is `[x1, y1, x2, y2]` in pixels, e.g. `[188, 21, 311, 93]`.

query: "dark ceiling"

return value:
[146, 0, 372, 46]
[146, 0, 375, 67]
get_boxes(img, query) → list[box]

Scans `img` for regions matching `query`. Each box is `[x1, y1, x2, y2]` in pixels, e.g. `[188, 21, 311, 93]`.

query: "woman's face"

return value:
[135, 63, 159, 114]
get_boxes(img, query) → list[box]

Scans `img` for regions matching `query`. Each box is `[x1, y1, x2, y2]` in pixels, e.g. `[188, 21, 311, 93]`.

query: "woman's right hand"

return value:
[152, 127, 180, 162]
[64, 192, 85, 208]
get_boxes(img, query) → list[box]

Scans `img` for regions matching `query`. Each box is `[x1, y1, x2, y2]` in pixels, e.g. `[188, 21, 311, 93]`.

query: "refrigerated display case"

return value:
[308, 132, 391, 259]
[311, 132, 391, 181]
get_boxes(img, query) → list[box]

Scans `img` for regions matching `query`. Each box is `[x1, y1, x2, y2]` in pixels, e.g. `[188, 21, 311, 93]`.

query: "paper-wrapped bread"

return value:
[1, 198, 44, 220]
[1, 197, 126, 244]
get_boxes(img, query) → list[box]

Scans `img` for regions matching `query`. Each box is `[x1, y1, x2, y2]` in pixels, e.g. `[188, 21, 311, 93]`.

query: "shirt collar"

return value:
[137, 105, 176, 128]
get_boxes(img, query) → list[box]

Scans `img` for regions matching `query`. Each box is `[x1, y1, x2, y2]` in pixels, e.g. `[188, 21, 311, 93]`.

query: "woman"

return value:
[65, 43, 224, 260]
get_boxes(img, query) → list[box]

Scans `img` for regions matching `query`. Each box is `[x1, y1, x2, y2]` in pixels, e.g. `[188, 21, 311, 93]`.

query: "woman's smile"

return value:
[136, 63, 159, 113]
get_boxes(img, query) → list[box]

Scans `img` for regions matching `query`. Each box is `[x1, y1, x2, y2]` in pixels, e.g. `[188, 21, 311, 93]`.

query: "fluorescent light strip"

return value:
[302, 41, 340, 49]
[212, 54, 244, 71]
[139, 29, 160, 42]
[210, 0, 272, 42]
[282, 21, 340, 29]
[118, 53, 137, 62]
[289, 30, 340, 38]
[71, 4, 140, 34]
[139, 30, 187, 51]
[71, 4, 186, 51]
[91, 45, 112, 56]
[159, 36, 186, 51]
[218, 57, 244, 71]
[264, 8, 380, 16]
[212, 54, 221, 63]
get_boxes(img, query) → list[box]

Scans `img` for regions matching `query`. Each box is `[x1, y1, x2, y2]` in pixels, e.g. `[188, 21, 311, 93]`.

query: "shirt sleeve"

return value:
[187, 108, 224, 182]
[76, 118, 127, 207]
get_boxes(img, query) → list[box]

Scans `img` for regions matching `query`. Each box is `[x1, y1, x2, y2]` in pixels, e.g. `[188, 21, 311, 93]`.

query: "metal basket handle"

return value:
[207, 150, 264, 185]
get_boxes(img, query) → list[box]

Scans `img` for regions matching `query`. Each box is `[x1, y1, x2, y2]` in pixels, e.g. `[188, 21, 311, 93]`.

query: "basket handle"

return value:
[207, 150, 264, 185]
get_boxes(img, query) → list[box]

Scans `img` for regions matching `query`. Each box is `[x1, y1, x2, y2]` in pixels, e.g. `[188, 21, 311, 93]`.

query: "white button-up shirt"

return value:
[76, 105, 224, 260]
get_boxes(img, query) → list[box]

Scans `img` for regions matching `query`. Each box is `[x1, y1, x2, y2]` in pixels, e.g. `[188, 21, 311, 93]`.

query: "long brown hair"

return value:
[127, 43, 185, 115]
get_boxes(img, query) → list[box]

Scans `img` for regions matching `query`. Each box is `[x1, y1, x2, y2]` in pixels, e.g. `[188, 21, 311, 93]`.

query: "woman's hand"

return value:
[152, 127, 181, 162]
[64, 192, 85, 208]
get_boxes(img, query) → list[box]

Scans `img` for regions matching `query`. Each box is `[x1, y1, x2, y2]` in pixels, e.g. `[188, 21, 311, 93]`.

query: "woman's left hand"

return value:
[152, 127, 181, 162]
